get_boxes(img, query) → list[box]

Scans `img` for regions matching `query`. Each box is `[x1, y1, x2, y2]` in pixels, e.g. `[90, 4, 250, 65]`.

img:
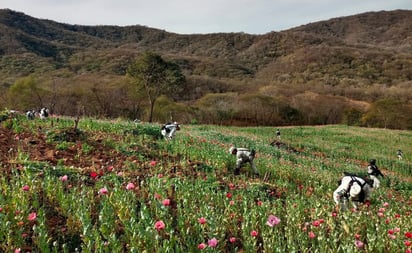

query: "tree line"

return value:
[1, 52, 411, 130]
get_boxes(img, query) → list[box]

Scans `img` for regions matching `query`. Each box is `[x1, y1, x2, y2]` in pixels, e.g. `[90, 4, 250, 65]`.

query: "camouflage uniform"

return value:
[334, 176, 371, 210]
[367, 159, 384, 189]
[229, 147, 258, 175]
[161, 122, 180, 140]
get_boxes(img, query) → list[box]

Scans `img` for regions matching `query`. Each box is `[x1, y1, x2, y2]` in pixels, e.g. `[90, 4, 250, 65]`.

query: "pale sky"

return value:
[1, 0, 411, 34]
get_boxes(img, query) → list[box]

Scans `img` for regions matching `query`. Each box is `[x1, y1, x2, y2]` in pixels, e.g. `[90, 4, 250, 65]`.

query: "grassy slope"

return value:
[183, 124, 412, 179]
[1, 116, 411, 252]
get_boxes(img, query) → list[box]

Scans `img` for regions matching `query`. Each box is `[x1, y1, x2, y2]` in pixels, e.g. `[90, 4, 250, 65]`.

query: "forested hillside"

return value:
[1, 9, 411, 128]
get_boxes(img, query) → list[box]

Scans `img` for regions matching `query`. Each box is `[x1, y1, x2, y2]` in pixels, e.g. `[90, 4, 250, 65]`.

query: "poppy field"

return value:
[0, 114, 412, 252]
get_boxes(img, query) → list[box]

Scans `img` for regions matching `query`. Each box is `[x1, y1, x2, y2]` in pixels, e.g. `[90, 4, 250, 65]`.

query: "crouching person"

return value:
[333, 176, 372, 211]
[397, 150, 403, 160]
[26, 110, 35, 120]
[161, 122, 180, 140]
[367, 159, 384, 189]
[39, 107, 49, 120]
[229, 146, 259, 176]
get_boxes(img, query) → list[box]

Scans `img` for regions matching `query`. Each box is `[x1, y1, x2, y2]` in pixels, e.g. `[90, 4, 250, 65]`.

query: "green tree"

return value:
[195, 93, 238, 125]
[361, 99, 412, 129]
[126, 52, 185, 122]
[7, 76, 46, 110]
[342, 108, 364, 126]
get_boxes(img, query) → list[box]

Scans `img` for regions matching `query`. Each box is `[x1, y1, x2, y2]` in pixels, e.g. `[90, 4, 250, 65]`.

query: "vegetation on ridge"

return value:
[0, 9, 412, 128]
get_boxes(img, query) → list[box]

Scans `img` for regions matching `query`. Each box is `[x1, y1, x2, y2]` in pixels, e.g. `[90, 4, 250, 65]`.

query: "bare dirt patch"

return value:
[0, 125, 138, 172]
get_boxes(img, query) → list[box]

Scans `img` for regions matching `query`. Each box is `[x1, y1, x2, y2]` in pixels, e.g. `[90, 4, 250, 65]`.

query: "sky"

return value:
[1, 0, 411, 35]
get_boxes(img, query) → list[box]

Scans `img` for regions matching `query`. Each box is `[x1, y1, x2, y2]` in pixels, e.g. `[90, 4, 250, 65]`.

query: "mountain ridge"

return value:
[1, 8, 411, 83]
[0, 8, 411, 127]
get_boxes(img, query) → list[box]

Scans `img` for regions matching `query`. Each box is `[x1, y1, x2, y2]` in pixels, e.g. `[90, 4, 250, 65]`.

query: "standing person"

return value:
[276, 128, 281, 140]
[397, 149, 403, 160]
[367, 159, 384, 188]
[229, 146, 259, 176]
[161, 122, 180, 140]
[333, 175, 372, 211]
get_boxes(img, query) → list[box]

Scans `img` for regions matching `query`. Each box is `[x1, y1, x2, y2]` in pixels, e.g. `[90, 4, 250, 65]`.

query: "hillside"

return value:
[292, 10, 412, 51]
[0, 9, 412, 127]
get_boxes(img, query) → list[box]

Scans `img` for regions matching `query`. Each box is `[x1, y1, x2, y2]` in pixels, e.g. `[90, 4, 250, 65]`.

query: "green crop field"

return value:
[0, 114, 411, 252]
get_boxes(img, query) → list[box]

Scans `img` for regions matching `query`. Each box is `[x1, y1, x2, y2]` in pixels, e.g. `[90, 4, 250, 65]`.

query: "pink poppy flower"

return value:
[229, 237, 236, 243]
[257, 200, 263, 206]
[197, 243, 207, 250]
[198, 217, 207, 225]
[312, 220, 321, 227]
[162, 199, 171, 206]
[250, 230, 258, 237]
[226, 192, 232, 198]
[150, 160, 157, 166]
[126, 182, 135, 190]
[406, 248, 412, 253]
[60, 175, 68, 182]
[266, 215, 281, 227]
[106, 166, 114, 172]
[98, 187, 109, 195]
[155, 220, 165, 231]
[383, 202, 389, 207]
[405, 232, 412, 239]
[14, 248, 21, 253]
[404, 240, 412, 247]
[308, 231, 316, 239]
[355, 240, 364, 249]
[22, 185, 30, 191]
[229, 200, 235, 205]
[28, 212, 37, 221]
[208, 238, 218, 247]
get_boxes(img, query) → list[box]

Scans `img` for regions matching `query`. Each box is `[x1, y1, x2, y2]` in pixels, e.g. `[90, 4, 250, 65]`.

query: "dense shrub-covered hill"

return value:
[0, 9, 411, 127]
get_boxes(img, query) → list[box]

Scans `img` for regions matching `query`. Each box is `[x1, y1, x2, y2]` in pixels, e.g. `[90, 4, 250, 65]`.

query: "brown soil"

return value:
[0, 125, 139, 172]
